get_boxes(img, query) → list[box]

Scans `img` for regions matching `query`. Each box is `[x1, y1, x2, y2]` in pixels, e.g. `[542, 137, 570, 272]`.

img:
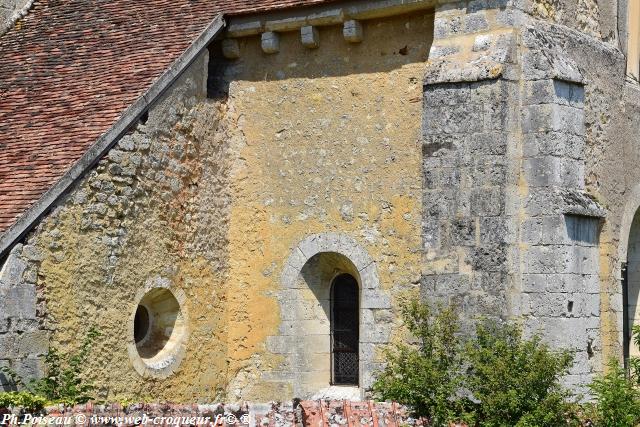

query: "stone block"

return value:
[524, 292, 570, 317]
[22, 245, 44, 261]
[572, 293, 600, 317]
[281, 265, 302, 289]
[297, 235, 320, 259]
[361, 289, 391, 309]
[522, 273, 554, 293]
[473, 34, 492, 52]
[304, 334, 330, 354]
[297, 320, 329, 335]
[17, 330, 49, 356]
[469, 244, 506, 272]
[428, 45, 461, 58]
[524, 80, 557, 105]
[358, 263, 380, 289]
[0, 334, 18, 358]
[422, 134, 458, 157]
[278, 321, 296, 336]
[473, 156, 506, 185]
[469, 79, 510, 103]
[423, 189, 456, 217]
[0, 252, 26, 286]
[4, 284, 36, 320]
[522, 104, 584, 136]
[479, 217, 507, 244]
[449, 217, 475, 246]
[420, 275, 436, 295]
[522, 157, 562, 187]
[13, 357, 43, 384]
[470, 187, 503, 216]
[523, 245, 570, 274]
[360, 325, 390, 343]
[266, 335, 296, 354]
[561, 158, 584, 188]
[483, 101, 510, 131]
[464, 12, 488, 33]
[567, 245, 599, 275]
[261, 31, 280, 54]
[469, 133, 508, 156]
[285, 247, 307, 271]
[300, 26, 319, 49]
[423, 103, 484, 135]
[433, 274, 470, 296]
[359, 343, 379, 362]
[343, 20, 363, 43]
[523, 131, 582, 159]
[424, 83, 470, 107]
[349, 244, 372, 272]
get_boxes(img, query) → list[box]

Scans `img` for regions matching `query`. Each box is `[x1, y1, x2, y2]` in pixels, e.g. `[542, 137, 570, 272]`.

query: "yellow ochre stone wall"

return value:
[218, 12, 433, 399]
[15, 11, 434, 402]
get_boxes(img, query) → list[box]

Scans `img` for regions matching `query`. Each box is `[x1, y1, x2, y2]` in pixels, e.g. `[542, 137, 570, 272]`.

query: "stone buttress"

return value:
[421, 0, 606, 393]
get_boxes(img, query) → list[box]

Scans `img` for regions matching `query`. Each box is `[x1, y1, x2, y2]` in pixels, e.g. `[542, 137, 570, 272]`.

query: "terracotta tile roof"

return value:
[0, 0, 336, 234]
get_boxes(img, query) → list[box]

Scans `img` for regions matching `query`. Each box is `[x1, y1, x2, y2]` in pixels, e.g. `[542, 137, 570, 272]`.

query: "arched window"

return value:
[625, 211, 640, 362]
[330, 273, 359, 385]
[629, 0, 640, 80]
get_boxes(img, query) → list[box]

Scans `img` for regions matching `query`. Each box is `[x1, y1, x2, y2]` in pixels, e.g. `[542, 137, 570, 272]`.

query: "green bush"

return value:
[0, 391, 47, 412]
[588, 360, 640, 427]
[464, 320, 576, 427]
[373, 301, 577, 426]
[372, 300, 470, 425]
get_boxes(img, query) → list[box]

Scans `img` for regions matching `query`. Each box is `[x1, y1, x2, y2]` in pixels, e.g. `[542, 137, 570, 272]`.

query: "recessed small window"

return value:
[134, 305, 150, 343]
[128, 286, 187, 378]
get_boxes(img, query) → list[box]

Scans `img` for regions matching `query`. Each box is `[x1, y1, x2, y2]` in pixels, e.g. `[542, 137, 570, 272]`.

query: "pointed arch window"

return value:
[330, 273, 359, 385]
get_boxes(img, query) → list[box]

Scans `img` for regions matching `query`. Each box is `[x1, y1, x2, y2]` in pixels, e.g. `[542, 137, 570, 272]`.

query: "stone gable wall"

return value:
[4, 0, 640, 403]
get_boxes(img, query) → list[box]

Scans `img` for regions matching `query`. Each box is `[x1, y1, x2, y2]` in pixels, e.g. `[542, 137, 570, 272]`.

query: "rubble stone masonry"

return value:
[3, 0, 640, 403]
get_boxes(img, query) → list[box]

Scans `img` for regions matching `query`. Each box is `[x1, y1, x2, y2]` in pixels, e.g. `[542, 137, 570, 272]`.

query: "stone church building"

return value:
[1, 0, 640, 402]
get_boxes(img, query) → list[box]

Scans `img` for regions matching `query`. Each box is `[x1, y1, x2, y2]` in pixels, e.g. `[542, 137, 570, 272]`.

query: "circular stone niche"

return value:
[130, 287, 187, 377]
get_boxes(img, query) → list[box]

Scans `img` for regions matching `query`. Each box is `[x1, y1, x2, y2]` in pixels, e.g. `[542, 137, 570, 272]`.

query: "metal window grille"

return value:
[331, 273, 359, 385]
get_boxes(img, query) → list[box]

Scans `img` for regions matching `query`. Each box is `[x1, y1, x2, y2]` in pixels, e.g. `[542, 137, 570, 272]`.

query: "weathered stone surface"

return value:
[261, 31, 280, 53]
[3, 0, 638, 402]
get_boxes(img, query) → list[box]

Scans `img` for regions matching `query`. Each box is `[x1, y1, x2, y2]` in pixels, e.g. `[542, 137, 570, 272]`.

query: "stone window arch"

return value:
[625, 212, 640, 362]
[268, 233, 391, 399]
[618, 183, 640, 363]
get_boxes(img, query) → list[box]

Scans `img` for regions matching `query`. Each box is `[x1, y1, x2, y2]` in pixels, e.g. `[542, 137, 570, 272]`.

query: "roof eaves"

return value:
[0, 13, 226, 259]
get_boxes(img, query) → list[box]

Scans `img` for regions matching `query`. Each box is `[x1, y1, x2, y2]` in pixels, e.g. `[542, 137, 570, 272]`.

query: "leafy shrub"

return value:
[589, 360, 640, 427]
[372, 300, 470, 425]
[373, 301, 577, 426]
[0, 391, 47, 412]
[464, 320, 576, 427]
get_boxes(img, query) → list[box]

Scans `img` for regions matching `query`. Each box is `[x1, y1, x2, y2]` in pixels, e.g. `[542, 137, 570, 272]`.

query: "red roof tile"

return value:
[0, 0, 336, 234]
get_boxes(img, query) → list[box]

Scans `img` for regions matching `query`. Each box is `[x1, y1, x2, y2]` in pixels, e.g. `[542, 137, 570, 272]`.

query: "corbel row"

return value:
[221, 20, 364, 59]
